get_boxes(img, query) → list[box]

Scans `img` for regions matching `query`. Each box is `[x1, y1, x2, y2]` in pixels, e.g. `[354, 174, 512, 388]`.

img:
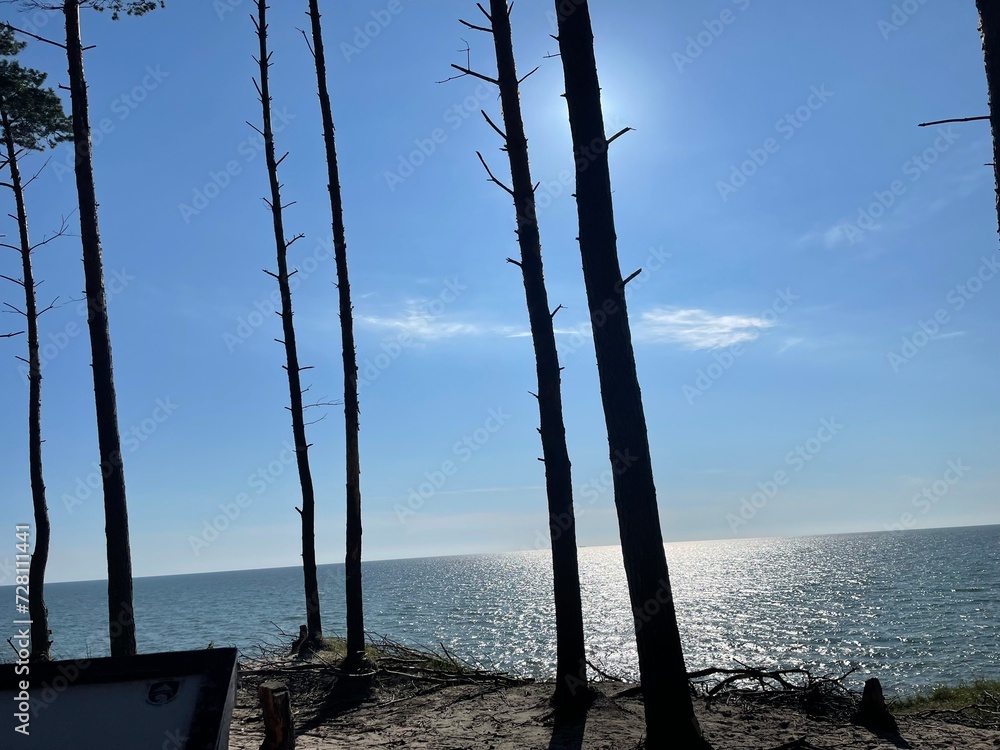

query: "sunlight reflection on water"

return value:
[32, 525, 1000, 694]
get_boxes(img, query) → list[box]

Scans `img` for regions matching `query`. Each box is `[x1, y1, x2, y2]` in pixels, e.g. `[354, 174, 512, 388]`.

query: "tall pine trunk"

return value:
[254, 0, 322, 646]
[485, 0, 586, 706]
[305, 0, 364, 667]
[64, 0, 136, 658]
[1, 105, 51, 662]
[978, 0, 1000, 234]
[552, 2, 709, 746]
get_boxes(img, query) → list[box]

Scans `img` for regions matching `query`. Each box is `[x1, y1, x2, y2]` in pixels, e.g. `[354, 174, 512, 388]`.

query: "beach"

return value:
[228, 670, 1000, 749]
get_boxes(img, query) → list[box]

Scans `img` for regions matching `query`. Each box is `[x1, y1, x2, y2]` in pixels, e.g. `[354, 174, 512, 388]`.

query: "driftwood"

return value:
[689, 665, 861, 723]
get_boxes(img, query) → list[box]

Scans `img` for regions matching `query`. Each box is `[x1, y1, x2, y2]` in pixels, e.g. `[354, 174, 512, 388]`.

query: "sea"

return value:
[5, 525, 999, 695]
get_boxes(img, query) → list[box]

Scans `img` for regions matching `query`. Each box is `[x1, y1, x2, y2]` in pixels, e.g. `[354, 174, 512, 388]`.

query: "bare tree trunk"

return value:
[552, 2, 709, 747]
[305, 0, 364, 667]
[483, 0, 586, 707]
[254, 0, 322, 646]
[1, 105, 51, 662]
[64, 0, 136, 658]
[978, 0, 1000, 234]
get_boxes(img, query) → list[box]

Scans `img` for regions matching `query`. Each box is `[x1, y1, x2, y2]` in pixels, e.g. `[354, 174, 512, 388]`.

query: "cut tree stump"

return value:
[852, 677, 899, 733]
[259, 681, 295, 750]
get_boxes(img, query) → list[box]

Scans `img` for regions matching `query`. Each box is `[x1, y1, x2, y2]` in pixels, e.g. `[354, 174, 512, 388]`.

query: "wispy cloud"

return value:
[500, 327, 590, 339]
[637, 307, 772, 349]
[359, 306, 481, 340]
[360, 305, 593, 343]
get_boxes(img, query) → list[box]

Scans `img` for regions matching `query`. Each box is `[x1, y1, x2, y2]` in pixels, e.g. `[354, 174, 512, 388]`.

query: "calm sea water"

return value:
[7, 526, 999, 694]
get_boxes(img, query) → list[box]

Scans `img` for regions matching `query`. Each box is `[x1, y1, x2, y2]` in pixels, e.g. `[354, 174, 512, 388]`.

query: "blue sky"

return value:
[0, 0, 997, 584]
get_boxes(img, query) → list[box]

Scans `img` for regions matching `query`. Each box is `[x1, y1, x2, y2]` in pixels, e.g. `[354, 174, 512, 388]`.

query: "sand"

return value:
[227, 666, 1000, 750]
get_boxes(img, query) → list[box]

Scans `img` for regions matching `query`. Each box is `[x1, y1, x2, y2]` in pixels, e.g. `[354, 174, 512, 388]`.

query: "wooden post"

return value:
[258, 681, 294, 750]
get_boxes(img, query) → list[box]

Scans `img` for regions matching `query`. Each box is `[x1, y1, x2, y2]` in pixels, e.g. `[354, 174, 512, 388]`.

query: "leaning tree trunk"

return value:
[978, 0, 1000, 235]
[254, 0, 322, 646]
[64, 0, 136, 658]
[305, 0, 364, 667]
[484, 0, 586, 706]
[1, 104, 51, 662]
[552, 2, 709, 747]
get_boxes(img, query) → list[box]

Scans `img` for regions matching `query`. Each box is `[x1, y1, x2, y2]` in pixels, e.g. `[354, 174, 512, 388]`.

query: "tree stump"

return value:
[289, 625, 307, 656]
[258, 681, 295, 750]
[852, 677, 899, 733]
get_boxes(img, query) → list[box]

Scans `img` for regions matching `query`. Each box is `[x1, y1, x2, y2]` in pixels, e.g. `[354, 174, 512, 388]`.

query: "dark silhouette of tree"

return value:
[11, 0, 162, 657]
[451, 1, 587, 707]
[0, 25, 71, 663]
[253, 0, 322, 649]
[978, 0, 1000, 234]
[551, 1, 710, 747]
[303, 0, 365, 668]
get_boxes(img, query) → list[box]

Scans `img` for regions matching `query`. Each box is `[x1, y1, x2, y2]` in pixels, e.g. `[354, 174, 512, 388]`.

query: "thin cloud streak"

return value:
[637, 307, 773, 349]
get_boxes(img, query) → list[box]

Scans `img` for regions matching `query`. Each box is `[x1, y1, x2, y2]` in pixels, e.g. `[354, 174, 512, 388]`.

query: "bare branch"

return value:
[917, 115, 989, 127]
[303, 400, 341, 409]
[480, 110, 507, 141]
[22, 157, 52, 191]
[448, 64, 498, 86]
[296, 27, 315, 58]
[517, 66, 539, 85]
[476, 151, 514, 196]
[37, 296, 62, 317]
[28, 216, 71, 252]
[621, 268, 642, 286]
[458, 18, 492, 33]
[607, 127, 634, 145]
[2, 22, 66, 50]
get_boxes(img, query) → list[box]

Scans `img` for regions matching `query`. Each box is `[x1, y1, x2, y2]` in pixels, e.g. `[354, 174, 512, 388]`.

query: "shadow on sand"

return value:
[294, 670, 376, 736]
[547, 692, 599, 750]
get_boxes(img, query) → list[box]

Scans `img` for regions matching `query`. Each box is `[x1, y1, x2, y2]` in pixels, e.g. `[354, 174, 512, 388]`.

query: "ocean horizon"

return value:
[4, 524, 998, 695]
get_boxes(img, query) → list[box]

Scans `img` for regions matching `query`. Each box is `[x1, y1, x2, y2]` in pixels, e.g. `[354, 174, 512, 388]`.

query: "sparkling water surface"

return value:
[17, 525, 1000, 694]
